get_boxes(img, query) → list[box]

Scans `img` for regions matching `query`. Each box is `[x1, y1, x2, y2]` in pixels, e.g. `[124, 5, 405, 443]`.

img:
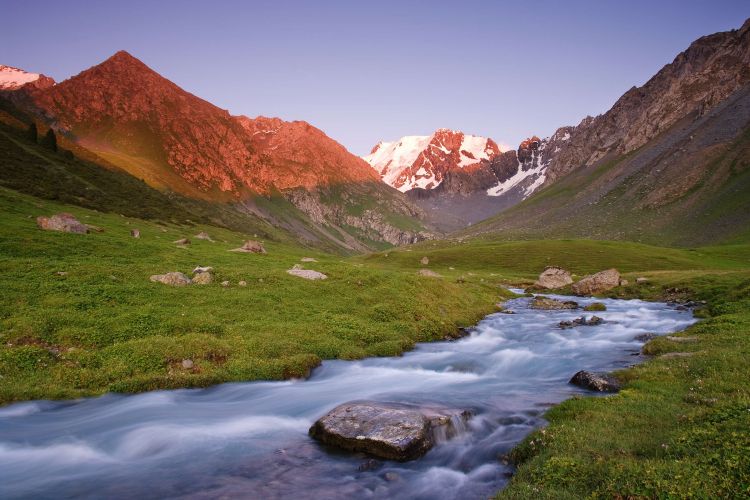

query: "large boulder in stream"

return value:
[569, 370, 621, 392]
[572, 269, 621, 296]
[309, 402, 471, 461]
[534, 266, 573, 289]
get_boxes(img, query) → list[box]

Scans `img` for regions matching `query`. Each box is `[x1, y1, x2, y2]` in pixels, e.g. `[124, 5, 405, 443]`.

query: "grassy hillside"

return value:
[0, 121, 428, 254]
[0, 187, 502, 404]
[462, 88, 750, 247]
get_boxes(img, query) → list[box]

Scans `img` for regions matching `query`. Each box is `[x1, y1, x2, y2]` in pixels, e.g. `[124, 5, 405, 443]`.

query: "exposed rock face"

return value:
[530, 297, 579, 310]
[534, 267, 573, 289]
[572, 269, 621, 296]
[36, 213, 88, 234]
[309, 402, 471, 461]
[543, 19, 750, 184]
[569, 371, 621, 392]
[149, 272, 192, 286]
[282, 187, 430, 248]
[230, 240, 266, 253]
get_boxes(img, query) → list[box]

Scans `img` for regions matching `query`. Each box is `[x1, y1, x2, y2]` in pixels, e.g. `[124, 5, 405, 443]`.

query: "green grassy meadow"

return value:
[1, 179, 749, 497]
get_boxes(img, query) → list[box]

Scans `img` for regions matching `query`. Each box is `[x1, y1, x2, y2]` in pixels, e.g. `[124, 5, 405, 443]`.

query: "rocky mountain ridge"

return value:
[0, 51, 431, 251]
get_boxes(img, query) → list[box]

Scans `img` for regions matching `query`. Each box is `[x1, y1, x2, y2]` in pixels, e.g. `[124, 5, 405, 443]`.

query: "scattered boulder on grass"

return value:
[36, 213, 89, 234]
[559, 316, 604, 329]
[420, 256, 429, 265]
[195, 231, 213, 241]
[571, 269, 621, 296]
[149, 272, 192, 286]
[418, 269, 442, 278]
[230, 240, 267, 254]
[192, 272, 213, 285]
[86, 224, 104, 233]
[534, 266, 573, 289]
[620, 279, 629, 286]
[221, 280, 230, 287]
[309, 402, 471, 461]
[192, 266, 213, 274]
[584, 302, 607, 312]
[130, 229, 141, 238]
[569, 370, 620, 392]
[238, 280, 247, 287]
[530, 296, 579, 310]
[636, 277, 649, 284]
[181, 359, 194, 369]
[301, 257, 318, 262]
[287, 264, 327, 280]
[173, 238, 190, 246]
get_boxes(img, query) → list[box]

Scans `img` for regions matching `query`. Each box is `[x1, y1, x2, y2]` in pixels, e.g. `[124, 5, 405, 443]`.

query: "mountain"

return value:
[462, 18, 750, 246]
[0, 51, 431, 251]
[363, 129, 563, 231]
[363, 129, 575, 231]
[0, 65, 55, 91]
[364, 129, 503, 192]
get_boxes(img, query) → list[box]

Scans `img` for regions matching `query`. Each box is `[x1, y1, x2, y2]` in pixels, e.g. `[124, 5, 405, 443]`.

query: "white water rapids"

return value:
[0, 292, 695, 499]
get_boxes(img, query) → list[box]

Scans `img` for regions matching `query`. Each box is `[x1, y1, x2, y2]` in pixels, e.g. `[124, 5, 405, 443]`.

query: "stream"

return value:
[0, 292, 695, 499]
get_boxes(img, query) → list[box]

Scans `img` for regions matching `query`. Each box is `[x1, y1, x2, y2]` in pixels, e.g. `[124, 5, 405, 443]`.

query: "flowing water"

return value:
[0, 292, 695, 499]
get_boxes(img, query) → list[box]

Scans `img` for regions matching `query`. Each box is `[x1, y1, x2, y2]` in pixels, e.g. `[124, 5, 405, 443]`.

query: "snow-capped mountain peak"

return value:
[0, 65, 55, 90]
[363, 129, 503, 192]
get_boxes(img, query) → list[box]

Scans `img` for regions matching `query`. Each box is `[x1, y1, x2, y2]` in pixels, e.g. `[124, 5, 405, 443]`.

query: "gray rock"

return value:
[149, 272, 192, 286]
[301, 257, 318, 262]
[530, 296, 579, 310]
[181, 359, 194, 369]
[195, 231, 213, 241]
[221, 280, 230, 287]
[36, 213, 89, 234]
[634, 332, 658, 342]
[571, 268, 621, 296]
[420, 256, 429, 265]
[192, 272, 213, 285]
[192, 266, 214, 274]
[309, 402, 471, 461]
[559, 316, 604, 329]
[569, 370, 621, 392]
[636, 277, 649, 284]
[534, 266, 573, 289]
[130, 229, 140, 238]
[287, 268, 327, 280]
[238, 280, 247, 287]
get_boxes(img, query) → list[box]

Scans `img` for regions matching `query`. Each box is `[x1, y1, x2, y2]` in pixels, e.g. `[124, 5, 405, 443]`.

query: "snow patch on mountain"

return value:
[0, 65, 41, 90]
[363, 129, 503, 192]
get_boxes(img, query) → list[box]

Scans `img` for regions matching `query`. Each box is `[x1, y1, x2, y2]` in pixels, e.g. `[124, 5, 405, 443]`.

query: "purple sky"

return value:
[2, 0, 749, 155]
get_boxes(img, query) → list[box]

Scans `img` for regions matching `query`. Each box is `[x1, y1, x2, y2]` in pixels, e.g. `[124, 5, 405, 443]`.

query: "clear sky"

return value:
[2, 0, 749, 155]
